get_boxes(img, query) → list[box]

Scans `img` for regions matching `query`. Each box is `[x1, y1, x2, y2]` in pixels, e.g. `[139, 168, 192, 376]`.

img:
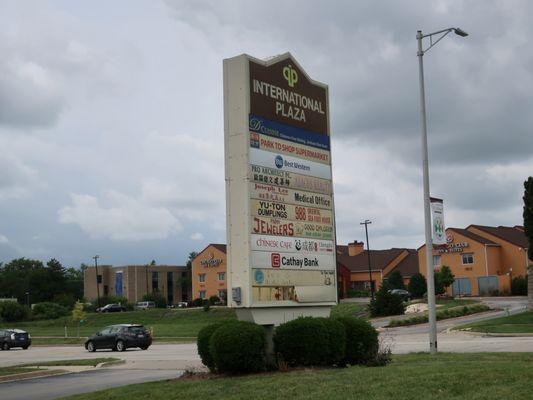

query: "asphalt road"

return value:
[0, 369, 181, 400]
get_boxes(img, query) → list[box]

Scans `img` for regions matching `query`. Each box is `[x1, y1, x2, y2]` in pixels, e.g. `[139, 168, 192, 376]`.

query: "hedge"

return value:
[388, 304, 490, 327]
[273, 317, 345, 367]
[335, 317, 379, 365]
[209, 321, 266, 374]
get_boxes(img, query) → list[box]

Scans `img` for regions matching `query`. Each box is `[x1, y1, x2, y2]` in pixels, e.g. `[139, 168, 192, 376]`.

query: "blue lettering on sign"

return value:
[249, 114, 330, 150]
[275, 155, 284, 169]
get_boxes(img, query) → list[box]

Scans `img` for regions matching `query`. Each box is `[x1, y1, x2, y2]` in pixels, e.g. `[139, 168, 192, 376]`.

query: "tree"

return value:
[524, 177, 533, 261]
[408, 273, 427, 298]
[369, 283, 405, 317]
[435, 265, 455, 295]
[71, 301, 87, 338]
[386, 270, 405, 290]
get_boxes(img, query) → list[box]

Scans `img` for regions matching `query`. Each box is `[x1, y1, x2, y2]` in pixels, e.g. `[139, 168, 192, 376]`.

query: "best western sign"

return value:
[224, 52, 337, 317]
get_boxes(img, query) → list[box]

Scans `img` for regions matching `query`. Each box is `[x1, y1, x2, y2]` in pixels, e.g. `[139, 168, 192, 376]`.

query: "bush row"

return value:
[0, 301, 73, 322]
[197, 315, 383, 375]
[388, 304, 490, 327]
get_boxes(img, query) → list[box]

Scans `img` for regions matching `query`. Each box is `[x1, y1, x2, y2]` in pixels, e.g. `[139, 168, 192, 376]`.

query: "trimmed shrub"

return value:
[210, 321, 266, 374]
[32, 302, 69, 320]
[191, 298, 206, 307]
[273, 317, 345, 367]
[511, 275, 528, 295]
[347, 289, 370, 298]
[197, 322, 227, 372]
[0, 301, 30, 322]
[369, 286, 406, 317]
[335, 316, 378, 365]
[322, 318, 346, 365]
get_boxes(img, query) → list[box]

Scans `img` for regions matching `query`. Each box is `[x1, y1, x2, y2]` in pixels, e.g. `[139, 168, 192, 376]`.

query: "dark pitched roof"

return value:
[468, 225, 528, 248]
[391, 249, 419, 277]
[449, 228, 499, 246]
[210, 244, 227, 254]
[336, 248, 405, 273]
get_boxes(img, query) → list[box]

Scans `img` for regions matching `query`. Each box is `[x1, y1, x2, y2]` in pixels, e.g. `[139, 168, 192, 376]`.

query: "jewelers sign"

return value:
[224, 53, 337, 312]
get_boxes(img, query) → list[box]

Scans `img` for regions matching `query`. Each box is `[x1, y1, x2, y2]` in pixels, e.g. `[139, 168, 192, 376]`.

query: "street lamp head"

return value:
[453, 28, 468, 37]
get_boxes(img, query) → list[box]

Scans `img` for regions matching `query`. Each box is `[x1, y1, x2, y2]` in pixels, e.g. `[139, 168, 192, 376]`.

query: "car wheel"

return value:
[86, 341, 96, 352]
[2, 342, 10, 351]
[116, 340, 126, 352]
[140, 346, 149, 350]
[22, 346, 29, 350]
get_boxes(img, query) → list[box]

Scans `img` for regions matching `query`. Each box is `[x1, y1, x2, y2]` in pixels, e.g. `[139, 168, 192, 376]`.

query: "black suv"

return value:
[0, 329, 31, 350]
[96, 304, 126, 313]
[85, 324, 151, 352]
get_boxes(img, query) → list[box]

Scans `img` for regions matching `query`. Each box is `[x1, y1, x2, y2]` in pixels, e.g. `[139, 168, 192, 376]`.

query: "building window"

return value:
[199, 290, 206, 299]
[462, 253, 474, 265]
[152, 271, 158, 291]
[218, 272, 225, 281]
[167, 272, 174, 305]
[218, 289, 227, 300]
[433, 255, 441, 267]
[97, 275, 102, 284]
[198, 274, 206, 283]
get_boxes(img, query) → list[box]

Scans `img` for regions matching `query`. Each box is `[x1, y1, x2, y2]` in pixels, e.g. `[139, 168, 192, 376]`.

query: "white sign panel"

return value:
[250, 147, 332, 180]
[250, 234, 335, 254]
[431, 198, 446, 246]
[251, 250, 336, 270]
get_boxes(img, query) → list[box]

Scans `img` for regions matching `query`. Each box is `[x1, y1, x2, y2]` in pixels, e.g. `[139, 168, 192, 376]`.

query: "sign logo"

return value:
[249, 117, 262, 131]
[200, 252, 223, 268]
[275, 155, 284, 169]
[295, 239, 302, 251]
[271, 253, 281, 268]
[254, 269, 264, 284]
[446, 232, 454, 244]
[283, 64, 298, 87]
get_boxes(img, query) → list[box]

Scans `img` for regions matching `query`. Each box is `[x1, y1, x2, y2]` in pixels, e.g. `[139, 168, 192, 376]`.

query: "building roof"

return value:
[336, 248, 406, 273]
[391, 249, 419, 277]
[211, 244, 227, 254]
[468, 225, 528, 248]
[448, 228, 499, 246]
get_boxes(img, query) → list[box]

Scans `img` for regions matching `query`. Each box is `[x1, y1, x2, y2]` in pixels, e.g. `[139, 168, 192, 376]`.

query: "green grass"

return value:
[62, 353, 533, 400]
[435, 298, 478, 310]
[330, 303, 366, 318]
[0, 308, 237, 339]
[460, 311, 533, 333]
[2, 304, 357, 341]
[22, 358, 120, 367]
[0, 367, 40, 377]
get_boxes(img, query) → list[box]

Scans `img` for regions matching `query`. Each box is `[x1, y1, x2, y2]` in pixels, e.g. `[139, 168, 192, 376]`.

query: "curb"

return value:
[452, 330, 533, 337]
[96, 359, 126, 368]
[0, 369, 68, 384]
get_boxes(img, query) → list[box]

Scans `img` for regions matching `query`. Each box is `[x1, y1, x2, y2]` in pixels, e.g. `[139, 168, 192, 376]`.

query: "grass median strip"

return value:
[458, 311, 533, 333]
[388, 304, 490, 327]
[61, 353, 533, 400]
[0, 367, 41, 377]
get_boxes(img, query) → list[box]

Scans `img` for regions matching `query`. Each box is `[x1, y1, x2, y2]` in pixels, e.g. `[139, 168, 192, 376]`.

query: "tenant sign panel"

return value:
[224, 53, 337, 311]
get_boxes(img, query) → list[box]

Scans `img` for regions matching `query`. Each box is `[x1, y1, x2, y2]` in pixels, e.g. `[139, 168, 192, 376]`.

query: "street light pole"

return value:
[360, 219, 374, 300]
[416, 27, 468, 355]
[93, 255, 101, 308]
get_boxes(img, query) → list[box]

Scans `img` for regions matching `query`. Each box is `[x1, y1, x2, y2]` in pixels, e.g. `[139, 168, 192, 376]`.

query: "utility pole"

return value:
[93, 255, 101, 308]
[360, 220, 375, 300]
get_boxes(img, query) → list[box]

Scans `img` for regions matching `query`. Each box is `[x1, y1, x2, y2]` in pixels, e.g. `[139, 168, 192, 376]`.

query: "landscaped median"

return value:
[457, 310, 533, 334]
[0, 358, 121, 383]
[387, 302, 490, 327]
[61, 353, 533, 400]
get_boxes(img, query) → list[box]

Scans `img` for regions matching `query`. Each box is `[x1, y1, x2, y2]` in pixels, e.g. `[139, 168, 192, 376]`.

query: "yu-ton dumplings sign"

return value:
[224, 53, 337, 323]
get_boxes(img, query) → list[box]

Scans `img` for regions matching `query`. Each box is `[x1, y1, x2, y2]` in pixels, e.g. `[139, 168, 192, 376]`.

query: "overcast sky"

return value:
[0, 0, 531, 268]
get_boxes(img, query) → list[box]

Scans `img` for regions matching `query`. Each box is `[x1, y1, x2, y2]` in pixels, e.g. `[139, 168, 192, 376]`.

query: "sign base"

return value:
[236, 306, 332, 326]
